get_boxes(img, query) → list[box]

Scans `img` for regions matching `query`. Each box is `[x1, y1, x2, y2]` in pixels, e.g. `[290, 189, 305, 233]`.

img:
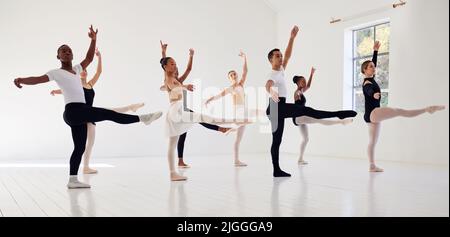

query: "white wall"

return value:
[1, 0, 448, 165]
[275, 0, 449, 165]
[0, 0, 276, 160]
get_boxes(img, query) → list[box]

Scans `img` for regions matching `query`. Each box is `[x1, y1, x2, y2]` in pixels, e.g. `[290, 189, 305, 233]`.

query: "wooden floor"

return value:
[0, 154, 448, 217]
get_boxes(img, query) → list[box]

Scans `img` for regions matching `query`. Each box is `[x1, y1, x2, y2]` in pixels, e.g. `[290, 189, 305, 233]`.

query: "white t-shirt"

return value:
[46, 64, 86, 105]
[268, 67, 287, 98]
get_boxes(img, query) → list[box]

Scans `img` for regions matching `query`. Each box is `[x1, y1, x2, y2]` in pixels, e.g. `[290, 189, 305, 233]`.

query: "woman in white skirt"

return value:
[161, 48, 250, 181]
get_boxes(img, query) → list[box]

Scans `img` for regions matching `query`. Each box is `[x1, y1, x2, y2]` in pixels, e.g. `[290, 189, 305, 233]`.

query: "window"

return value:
[352, 22, 390, 112]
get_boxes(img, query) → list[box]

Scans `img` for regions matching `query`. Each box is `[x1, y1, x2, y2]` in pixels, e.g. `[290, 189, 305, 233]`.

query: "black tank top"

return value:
[295, 93, 307, 107]
[83, 88, 95, 107]
[293, 93, 306, 126]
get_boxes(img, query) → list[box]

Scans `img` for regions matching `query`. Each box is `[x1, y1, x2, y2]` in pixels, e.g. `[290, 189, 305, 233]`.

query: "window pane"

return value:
[354, 27, 374, 57]
[352, 23, 390, 112]
[376, 55, 390, 90]
[354, 56, 372, 88]
[354, 91, 389, 113]
[354, 90, 365, 113]
[380, 92, 389, 107]
[375, 23, 390, 53]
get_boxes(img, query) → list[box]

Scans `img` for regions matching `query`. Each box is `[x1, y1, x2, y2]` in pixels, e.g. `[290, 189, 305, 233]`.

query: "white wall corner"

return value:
[262, 0, 279, 14]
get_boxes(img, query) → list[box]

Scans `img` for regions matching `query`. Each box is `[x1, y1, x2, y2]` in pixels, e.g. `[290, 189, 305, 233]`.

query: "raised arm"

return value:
[14, 75, 49, 89]
[205, 88, 232, 106]
[50, 89, 62, 96]
[178, 49, 194, 83]
[303, 67, 316, 92]
[87, 48, 102, 87]
[160, 40, 168, 58]
[372, 41, 380, 67]
[282, 25, 299, 69]
[238, 50, 248, 86]
[80, 25, 98, 70]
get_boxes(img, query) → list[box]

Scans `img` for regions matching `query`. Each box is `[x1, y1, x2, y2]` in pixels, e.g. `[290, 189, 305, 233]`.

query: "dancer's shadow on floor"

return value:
[67, 174, 97, 217]
[271, 165, 309, 217]
[169, 181, 188, 217]
[367, 172, 382, 216]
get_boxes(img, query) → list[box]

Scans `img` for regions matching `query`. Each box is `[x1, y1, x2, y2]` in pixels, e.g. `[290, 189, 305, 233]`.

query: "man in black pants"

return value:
[13, 25, 162, 189]
[265, 26, 357, 177]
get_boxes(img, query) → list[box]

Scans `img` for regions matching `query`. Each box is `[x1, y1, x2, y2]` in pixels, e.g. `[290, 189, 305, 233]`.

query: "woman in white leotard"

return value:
[205, 51, 261, 167]
[161, 48, 249, 181]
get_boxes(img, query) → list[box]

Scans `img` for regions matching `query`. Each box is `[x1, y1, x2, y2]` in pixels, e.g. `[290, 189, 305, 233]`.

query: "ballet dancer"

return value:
[292, 67, 353, 165]
[205, 50, 251, 167]
[160, 41, 232, 168]
[13, 25, 162, 189]
[265, 25, 357, 177]
[362, 41, 445, 172]
[160, 47, 249, 181]
[50, 48, 145, 174]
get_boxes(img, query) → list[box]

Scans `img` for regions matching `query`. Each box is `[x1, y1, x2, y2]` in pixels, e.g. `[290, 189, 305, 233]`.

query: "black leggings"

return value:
[177, 109, 220, 159]
[266, 98, 356, 172]
[64, 103, 140, 175]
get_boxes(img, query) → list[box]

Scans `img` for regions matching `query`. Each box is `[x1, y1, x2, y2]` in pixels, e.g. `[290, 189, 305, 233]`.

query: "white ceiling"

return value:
[263, 0, 309, 13]
[264, 0, 396, 13]
[263, 0, 286, 12]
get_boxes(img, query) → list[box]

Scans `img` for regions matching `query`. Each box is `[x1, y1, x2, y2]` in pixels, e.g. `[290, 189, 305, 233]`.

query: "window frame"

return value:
[351, 22, 390, 111]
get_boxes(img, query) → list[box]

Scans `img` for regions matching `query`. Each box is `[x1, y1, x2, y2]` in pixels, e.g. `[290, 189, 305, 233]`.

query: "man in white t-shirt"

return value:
[265, 26, 299, 178]
[14, 25, 162, 189]
[264, 26, 357, 178]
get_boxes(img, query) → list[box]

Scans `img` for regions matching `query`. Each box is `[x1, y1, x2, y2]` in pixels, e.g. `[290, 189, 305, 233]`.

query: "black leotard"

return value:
[362, 51, 380, 123]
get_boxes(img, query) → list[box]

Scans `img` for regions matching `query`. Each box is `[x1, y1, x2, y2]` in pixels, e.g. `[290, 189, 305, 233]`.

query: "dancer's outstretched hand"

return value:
[291, 25, 300, 39]
[374, 41, 381, 51]
[374, 92, 381, 100]
[88, 25, 98, 41]
[160, 40, 168, 52]
[185, 84, 195, 92]
[14, 78, 22, 89]
[270, 90, 280, 103]
[311, 67, 316, 75]
[205, 98, 213, 107]
[239, 50, 246, 58]
[189, 48, 195, 57]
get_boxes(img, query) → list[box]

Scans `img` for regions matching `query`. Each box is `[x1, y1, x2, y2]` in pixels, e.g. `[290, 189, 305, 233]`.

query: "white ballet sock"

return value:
[370, 164, 384, 173]
[139, 112, 163, 125]
[234, 160, 248, 167]
[67, 176, 91, 189]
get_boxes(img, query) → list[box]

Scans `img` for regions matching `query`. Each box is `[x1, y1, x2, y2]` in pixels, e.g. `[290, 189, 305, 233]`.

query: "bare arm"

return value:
[303, 67, 316, 93]
[283, 26, 299, 69]
[87, 49, 102, 87]
[80, 25, 98, 70]
[238, 51, 248, 86]
[14, 75, 49, 89]
[205, 88, 231, 105]
[265, 80, 280, 103]
[179, 49, 194, 83]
